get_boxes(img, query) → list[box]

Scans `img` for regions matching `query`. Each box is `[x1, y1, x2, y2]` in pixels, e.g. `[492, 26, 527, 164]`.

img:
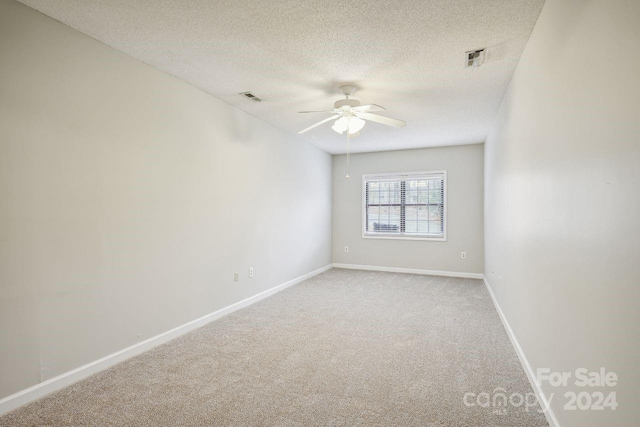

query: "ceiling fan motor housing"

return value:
[334, 98, 361, 109]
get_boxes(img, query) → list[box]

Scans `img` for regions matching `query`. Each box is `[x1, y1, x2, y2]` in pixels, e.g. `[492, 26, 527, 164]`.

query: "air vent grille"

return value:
[465, 49, 485, 68]
[239, 92, 262, 102]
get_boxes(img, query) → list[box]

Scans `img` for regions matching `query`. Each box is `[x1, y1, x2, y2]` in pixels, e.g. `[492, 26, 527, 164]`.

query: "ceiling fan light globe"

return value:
[332, 117, 348, 134]
[348, 117, 365, 134]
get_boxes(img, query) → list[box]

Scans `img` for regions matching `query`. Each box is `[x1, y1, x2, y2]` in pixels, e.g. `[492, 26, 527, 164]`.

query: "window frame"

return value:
[361, 170, 447, 242]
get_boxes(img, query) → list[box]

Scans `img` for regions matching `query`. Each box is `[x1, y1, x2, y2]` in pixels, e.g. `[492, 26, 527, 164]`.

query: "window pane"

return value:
[405, 220, 418, 233]
[406, 206, 417, 220]
[368, 191, 379, 205]
[392, 189, 401, 204]
[406, 190, 418, 204]
[390, 206, 401, 222]
[428, 205, 441, 221]
[367, 206, 380, 226]
[372, 204, 400, 233]
[368, 181, 404, 203]
[417, 206, 428, 220]
[418, 190, 428, 204]
[428, 190, 441, 204]
[379, 190, 389, 204]
[390, 182, 399, 202]
[429, 221, 442, 234]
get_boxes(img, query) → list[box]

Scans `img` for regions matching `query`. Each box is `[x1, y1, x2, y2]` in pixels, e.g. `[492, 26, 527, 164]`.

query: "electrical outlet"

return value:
[461, 252, 467, 259]
[344, 246, 349, 253]
[249, 267, 254, 278]
[234, 272, 239, 282]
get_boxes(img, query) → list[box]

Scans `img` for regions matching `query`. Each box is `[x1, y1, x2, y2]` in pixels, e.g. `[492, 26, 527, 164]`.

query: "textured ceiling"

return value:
[18, 0, 545, 154]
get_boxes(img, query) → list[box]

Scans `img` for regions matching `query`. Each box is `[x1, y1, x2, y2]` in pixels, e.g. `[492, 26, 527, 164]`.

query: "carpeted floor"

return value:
[0, 268, 548, 426]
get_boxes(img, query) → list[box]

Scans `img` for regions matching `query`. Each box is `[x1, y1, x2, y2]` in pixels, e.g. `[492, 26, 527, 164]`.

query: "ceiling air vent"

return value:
[239, 91, 262, 102]
[465, 48, 485, 68]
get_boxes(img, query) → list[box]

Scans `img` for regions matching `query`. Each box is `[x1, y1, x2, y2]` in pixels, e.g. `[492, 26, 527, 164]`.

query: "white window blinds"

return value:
[363, 171, 446, 240]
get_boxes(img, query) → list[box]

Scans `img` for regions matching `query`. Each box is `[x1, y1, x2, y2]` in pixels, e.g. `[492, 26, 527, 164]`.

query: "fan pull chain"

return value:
[346, 132, 351, 179]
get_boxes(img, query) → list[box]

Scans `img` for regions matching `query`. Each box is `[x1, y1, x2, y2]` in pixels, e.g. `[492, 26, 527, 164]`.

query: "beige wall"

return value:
[0, 0, 332, 399]
[485, 0, 640, 425]
[332, 144, 484, 274]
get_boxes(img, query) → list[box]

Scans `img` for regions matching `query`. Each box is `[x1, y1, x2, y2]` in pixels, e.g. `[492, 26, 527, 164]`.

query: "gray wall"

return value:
[0, 0, 332, 399]
[484, 0, 640, 425]
[333, 144, 484, 274]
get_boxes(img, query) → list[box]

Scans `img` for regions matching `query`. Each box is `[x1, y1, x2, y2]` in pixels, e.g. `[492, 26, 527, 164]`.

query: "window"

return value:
[362, 171, 446, 240]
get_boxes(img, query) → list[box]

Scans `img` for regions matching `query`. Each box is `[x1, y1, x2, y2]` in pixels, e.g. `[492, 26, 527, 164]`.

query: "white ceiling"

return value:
[18, 0, 545, 154]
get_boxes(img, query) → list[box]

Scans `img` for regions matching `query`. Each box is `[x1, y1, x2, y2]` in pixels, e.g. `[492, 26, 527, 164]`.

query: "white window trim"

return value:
[361, 170, 447, 242]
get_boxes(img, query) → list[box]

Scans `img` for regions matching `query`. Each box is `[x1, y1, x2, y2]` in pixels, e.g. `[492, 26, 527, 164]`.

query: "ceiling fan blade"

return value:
[298, 114, 341, 134]
[360, 112, 406, 128]
[298, 110, 336, 114]
[353, 104, 385, 112]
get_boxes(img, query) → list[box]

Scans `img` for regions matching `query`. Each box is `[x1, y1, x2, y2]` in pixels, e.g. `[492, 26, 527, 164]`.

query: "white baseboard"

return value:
[482, 276, 560, 427]
[0, 264, 333, 416]
[332, 263, 483, 279]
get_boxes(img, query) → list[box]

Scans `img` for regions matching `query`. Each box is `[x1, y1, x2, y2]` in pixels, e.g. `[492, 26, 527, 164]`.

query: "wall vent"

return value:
[465, 49, 485, 68]
[239, 92, 262, 102]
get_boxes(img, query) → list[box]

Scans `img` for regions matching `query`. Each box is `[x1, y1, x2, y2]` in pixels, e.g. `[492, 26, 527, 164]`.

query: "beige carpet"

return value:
[0, 268, 548, 426]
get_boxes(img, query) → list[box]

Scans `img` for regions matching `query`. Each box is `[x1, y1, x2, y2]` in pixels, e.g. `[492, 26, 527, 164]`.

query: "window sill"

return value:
[362, 233, 447, 242]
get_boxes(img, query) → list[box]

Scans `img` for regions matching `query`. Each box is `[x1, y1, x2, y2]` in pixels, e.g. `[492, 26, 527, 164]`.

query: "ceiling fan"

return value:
[297, 85, 406, 136]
